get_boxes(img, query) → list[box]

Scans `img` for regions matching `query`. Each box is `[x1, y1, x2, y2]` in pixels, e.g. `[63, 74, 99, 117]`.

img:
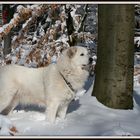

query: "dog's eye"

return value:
[80, 53, 84, 56]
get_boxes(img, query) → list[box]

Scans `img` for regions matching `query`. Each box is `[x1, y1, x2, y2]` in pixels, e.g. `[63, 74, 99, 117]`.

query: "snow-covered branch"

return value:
[0, 5, 49, 40]
[0, 5, 32, 39]
[12, 5, 49, 49]
[78, 4, 88, 32]
[0, 4, 97, 68]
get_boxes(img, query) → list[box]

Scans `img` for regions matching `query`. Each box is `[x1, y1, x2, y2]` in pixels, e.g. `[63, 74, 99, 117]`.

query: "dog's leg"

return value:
[1, 91, 18, 115]
[57, 105, 68, 119]
[0, 90, 18, 115]
[46, 101, 60, 123]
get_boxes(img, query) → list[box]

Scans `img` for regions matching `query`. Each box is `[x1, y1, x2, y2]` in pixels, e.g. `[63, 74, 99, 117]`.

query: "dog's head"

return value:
[57, 46, 94, 77]
[66, 46, 93, 71]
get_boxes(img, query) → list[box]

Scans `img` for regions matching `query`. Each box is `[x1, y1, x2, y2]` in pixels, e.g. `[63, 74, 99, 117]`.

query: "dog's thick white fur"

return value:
[0, 46, 90, 123]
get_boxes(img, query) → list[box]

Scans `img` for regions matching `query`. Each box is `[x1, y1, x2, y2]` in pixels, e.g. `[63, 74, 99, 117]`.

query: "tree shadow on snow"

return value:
[84, 76, 94, 91]
[67, 100, 81, 114]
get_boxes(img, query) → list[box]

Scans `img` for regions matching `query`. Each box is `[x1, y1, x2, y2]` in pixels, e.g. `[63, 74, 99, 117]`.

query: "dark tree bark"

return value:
[65, 5, 76, 46]
[2, 4, 14, 55]
[3, 32, 12, 55]
[92, 5, 134, 109]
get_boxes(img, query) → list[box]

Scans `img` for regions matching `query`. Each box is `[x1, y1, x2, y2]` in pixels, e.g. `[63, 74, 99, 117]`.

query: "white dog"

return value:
[0, 46, 92, 123]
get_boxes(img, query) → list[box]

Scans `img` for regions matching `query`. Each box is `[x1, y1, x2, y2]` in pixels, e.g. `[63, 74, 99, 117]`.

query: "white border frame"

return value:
[0, 1, 139, 139]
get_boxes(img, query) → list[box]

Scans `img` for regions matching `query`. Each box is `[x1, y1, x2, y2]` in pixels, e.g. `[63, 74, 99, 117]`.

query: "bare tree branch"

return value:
[78, 4, 88, 32]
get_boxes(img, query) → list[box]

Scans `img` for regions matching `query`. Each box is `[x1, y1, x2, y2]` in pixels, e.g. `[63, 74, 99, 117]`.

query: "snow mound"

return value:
[0, 115, 13, 135]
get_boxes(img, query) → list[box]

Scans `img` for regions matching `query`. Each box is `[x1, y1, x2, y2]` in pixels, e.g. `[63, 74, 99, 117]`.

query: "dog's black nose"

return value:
[89, 57, 93, 64]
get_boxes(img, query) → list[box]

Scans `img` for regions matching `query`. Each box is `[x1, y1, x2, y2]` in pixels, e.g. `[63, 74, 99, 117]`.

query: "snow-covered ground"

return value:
[1, 76, 140, 138]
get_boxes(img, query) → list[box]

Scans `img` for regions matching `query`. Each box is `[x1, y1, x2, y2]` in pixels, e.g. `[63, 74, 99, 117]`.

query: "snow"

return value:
[16, 5, 24, 12]
[0, 76, 140, 138]
[0, 115, 13, 135]
[22, 18, 31, 29]
[135, 37, 140, 47]
[13, 13, 19, 19]
[0, 27, 4, 33]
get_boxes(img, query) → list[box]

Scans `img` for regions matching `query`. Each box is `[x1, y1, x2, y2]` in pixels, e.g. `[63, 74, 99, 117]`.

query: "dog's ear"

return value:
[60, 48, 66, 53]
[67, 47, 77, 58]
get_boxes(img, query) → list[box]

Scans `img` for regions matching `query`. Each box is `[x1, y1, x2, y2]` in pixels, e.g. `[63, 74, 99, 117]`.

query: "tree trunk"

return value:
[92, 4, 134, 109]
[2, 4, 12, 55]
[3, 32, 12, 55]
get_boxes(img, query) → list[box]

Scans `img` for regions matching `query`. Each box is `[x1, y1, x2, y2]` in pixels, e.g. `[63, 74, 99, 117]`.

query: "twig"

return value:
[78, 4, 88, 32]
